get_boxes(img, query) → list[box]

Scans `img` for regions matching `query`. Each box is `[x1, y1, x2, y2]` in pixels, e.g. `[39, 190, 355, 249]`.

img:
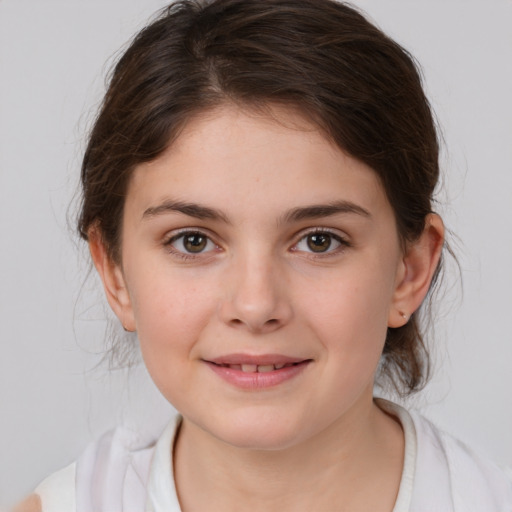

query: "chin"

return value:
[206, 409, 311, 452]
[221, 428, 303, 452]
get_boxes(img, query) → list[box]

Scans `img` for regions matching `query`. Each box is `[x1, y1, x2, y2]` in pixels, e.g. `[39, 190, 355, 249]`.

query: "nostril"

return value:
[228, 317, 281, 332]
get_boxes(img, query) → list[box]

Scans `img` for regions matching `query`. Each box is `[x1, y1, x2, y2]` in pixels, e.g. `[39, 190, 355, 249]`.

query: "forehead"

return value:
[127, 105, 390, 222]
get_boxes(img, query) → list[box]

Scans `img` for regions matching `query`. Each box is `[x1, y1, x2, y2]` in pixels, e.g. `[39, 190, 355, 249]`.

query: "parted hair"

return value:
[78, 0, 442, 395]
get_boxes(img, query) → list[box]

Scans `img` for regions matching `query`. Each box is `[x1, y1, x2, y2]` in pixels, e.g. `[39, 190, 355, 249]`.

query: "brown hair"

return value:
[78, 0, 442, 395]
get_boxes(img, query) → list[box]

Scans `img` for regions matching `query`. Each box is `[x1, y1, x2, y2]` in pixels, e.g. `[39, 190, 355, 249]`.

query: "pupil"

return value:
[184, 234, 207, 252]
[307, 234, 331, 252]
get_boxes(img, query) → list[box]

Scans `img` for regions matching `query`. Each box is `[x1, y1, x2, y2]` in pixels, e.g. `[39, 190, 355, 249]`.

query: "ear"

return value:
[388, 214, 444, 327]
[88, 227, 136, 332]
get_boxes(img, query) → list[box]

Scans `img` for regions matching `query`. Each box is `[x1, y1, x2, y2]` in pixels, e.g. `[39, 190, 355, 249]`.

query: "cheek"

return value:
[131, 283, 217, 403]
[127, 270, 218, 371]
[296, 260, 395, 354]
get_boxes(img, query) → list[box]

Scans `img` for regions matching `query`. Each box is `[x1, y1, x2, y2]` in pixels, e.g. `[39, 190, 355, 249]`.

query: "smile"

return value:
[215, 362, 300, 372]
[204, 355, 312, 389]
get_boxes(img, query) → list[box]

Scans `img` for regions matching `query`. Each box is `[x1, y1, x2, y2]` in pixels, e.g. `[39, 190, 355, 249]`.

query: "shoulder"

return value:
[29, 424, 164, 512]
[12, 494, 42, 512]
[76, 425, 156, 510]
[409, 408, 512, 511]
[33, 463, 76, 512]
[377, 398, 512, 511]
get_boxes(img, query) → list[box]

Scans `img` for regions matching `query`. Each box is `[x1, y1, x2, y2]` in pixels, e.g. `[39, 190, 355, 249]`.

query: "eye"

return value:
[293, 231, 346, 254]
[167, 231, 216, 254]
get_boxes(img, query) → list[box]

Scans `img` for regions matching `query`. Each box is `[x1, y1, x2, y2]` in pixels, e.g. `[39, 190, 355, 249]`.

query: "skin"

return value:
[13, 494, 42, 512]
[91, 105, 444, 511]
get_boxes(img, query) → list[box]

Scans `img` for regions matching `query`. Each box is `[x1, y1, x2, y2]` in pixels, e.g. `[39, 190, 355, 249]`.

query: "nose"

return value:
[217, 251, 293, 334]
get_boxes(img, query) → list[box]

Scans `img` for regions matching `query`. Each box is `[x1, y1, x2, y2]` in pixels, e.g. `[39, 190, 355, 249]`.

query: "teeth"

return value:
[231, 363, 295, 372]
[241, 364, 258, 373]
[257, 365, 275, 373]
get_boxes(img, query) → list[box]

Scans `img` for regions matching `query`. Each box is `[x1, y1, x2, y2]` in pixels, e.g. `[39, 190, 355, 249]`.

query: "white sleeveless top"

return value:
[35, 400, 512, 511]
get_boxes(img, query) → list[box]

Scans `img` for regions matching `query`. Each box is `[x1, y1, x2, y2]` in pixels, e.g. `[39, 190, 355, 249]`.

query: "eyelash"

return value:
[163, 229, 219, 260]
[162, 227, 350, 261]
[291, 228, 350, 257]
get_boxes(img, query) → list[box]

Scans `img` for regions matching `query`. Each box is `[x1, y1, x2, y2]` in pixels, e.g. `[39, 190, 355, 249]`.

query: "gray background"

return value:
[1, 0, 511, 506]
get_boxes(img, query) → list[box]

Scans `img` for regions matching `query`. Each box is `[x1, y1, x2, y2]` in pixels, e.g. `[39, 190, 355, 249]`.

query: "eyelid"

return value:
[161, 226, 350, 259]
[290, 227, 351, 254]
[163, 228, 221, 259]
[163, 227, 216, 243]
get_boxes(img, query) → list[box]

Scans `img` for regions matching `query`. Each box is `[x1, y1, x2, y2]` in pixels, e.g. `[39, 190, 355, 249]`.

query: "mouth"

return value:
[210, 361, 305, 373]
[203, 354, 312, 389]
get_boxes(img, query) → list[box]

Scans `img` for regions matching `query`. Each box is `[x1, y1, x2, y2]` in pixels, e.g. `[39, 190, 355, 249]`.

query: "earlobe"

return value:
[88, 228, 136, 332]
[388, 214, 444, 328]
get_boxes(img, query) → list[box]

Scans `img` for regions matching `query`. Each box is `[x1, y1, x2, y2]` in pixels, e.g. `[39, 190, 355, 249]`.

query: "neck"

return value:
[173, 397, 404, 512]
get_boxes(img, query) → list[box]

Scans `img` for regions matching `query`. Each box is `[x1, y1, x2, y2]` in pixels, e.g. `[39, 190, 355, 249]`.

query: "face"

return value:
[106, 106, 410, 450]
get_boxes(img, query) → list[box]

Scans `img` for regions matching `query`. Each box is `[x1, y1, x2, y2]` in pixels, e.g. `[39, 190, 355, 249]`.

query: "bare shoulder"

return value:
[12, 494, 42, 512]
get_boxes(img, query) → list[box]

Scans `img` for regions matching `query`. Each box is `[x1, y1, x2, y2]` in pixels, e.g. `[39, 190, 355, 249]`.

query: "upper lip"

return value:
[205, 353, 311, 366]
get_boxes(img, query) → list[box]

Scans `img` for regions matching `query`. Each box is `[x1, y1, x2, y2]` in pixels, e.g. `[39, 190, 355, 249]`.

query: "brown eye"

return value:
[307, 233, 332, 252]
[183, 233, 207, 252]
[294, 231, 346, 255]
[168, 231, 215, 255]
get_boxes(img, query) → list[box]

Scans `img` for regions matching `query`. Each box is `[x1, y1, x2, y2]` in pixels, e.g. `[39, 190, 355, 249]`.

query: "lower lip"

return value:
[205, 361, 311, 390]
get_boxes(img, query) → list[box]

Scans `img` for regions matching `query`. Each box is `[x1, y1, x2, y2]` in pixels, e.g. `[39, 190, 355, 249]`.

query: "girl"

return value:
[17, 0, 512, 510]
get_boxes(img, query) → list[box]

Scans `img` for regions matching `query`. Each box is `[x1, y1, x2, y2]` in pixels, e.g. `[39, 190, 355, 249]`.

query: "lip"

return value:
[203, 354, 312, 390]
[206, 353, 307, 366]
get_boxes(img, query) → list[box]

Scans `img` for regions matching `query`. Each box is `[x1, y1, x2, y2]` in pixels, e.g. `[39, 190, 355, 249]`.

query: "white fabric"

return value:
[145, 416, 182, 512]
[378, 400, 417, 512]
[75, 427, 155, 512]
[35, 401, 512, 511]
[34, 462, 76, 512]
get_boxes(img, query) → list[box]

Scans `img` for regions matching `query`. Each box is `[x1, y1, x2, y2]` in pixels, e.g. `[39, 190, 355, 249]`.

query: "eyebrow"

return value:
[281, 201, 371, 224]
[142, 199, 371, 224]
[142, 200, 230, 223]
